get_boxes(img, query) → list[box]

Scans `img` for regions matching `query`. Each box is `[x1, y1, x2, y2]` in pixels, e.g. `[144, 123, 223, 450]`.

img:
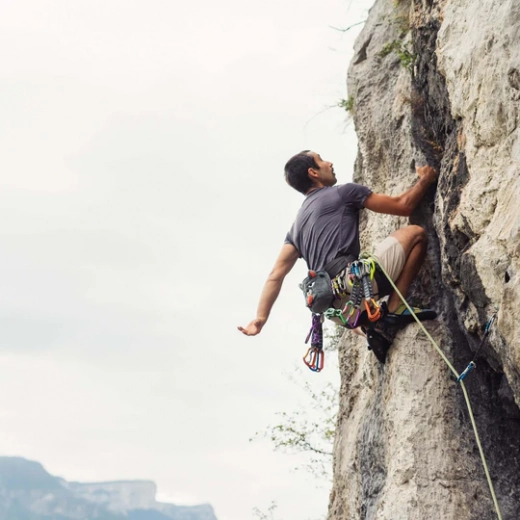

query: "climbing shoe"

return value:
[365, 327, 392, 364]
[383, 304, 437, 327]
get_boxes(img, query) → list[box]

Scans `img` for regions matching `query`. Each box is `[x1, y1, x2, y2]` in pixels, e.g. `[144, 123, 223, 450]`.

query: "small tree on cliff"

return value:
[252, 323, 342, 482]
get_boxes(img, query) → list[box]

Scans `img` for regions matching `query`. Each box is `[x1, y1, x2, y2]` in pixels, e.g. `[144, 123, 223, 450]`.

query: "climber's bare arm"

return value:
[238, 243, 300, 336]
[364, 165, 437, 216]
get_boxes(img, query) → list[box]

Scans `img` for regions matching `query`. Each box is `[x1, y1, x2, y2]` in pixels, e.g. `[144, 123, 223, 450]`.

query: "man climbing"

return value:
[238, 151, 437, 354]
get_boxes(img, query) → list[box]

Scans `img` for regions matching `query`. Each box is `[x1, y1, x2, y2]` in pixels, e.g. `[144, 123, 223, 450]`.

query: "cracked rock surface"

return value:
[328, 1, 520, 519]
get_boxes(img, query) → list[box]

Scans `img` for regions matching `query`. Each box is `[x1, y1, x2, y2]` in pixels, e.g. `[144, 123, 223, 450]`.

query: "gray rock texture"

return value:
[328, 0, 520, 519]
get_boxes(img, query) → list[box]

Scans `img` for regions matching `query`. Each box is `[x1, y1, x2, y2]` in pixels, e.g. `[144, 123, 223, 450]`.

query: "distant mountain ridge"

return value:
[0, 457, 217, 520]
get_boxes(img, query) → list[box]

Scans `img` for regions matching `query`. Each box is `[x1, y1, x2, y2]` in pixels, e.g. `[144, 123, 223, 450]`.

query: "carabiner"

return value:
[348, 308, 361, 328]
[324, 308, 348, 327]
[457, 361, 476, 382]
[485, 312, 497, 333]
[369, 259, 376, 280]
[365, 298, 381, 322]
[303, 346, 325, 372]
[341, 301, 354, 317]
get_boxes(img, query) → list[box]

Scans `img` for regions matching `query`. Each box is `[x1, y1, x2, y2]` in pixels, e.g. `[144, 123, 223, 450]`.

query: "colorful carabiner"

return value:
[303, 346, 325, 372]
[348, 308, 361, 328]
[457, 361, 476, 382]
[365, 298, 381, 322]
[369, 259, 376, 279]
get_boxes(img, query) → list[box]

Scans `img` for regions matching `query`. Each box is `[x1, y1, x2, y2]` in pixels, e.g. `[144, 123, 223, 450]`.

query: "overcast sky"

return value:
[0, 1, 372, 519]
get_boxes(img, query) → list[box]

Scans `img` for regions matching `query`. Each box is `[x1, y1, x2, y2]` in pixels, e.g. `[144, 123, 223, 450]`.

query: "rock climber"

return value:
[238, 150, 437, 341]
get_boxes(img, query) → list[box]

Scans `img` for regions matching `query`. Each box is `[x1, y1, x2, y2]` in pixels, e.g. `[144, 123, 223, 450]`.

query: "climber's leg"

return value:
[374, 225, 427, 313]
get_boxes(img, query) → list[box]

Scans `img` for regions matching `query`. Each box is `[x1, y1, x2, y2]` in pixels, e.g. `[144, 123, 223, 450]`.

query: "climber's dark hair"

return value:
[284, 150, 319, 195]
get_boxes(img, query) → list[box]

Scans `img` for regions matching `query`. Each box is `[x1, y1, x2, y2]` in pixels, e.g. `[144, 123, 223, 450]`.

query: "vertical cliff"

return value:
[329, 1, 520, 519]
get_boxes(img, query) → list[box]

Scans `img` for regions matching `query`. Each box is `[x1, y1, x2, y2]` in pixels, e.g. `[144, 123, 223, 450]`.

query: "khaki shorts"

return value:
[373, 236, 406, 285]
[330, 236, 406, 325]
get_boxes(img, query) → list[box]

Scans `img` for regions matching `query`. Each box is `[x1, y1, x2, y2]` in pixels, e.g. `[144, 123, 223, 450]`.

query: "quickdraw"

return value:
[457, 310, 498, 383]
[339, 258, 381, 327]
[457, 361, 476, 382]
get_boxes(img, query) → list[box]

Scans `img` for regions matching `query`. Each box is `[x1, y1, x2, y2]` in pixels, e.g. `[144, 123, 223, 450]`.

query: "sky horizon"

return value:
[0, 1, 373, 519]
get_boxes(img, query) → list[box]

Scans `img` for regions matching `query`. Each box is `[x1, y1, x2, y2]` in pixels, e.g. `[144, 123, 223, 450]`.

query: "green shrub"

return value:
[379, 40, 415, 71]
[338, 95, 354, 114]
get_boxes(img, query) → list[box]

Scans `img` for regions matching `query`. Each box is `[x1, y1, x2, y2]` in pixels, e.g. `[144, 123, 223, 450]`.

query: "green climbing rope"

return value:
[370, 254, 503, 520]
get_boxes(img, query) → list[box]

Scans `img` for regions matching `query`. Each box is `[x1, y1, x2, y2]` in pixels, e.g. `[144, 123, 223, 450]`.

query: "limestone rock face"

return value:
[329, 1, 520, 519]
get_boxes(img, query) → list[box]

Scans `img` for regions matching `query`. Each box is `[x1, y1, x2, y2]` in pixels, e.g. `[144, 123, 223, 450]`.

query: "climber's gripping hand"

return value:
[416, 164, 437, 185]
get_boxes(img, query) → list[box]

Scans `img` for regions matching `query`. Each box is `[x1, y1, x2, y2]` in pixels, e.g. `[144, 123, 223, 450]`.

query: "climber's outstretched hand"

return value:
[238, 318, 266, 336]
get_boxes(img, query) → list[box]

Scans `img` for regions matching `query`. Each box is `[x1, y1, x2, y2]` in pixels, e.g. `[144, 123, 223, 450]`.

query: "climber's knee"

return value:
[390, 225, 427, 257]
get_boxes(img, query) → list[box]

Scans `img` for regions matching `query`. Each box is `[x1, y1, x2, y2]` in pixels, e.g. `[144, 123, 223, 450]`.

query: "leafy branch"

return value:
[251, 376, 339, 481]
[329, 20, 367, 33]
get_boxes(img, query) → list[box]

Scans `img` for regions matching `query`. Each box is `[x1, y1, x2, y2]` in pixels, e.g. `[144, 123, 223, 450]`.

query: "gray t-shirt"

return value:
[285, 183, 372, 271]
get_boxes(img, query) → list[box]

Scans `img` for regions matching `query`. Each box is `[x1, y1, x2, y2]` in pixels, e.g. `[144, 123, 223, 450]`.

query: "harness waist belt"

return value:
[324, 255, 356, 278]
[324, 254, 393, 298]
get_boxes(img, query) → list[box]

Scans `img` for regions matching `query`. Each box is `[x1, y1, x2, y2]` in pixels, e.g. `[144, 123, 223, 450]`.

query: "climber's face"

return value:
[307, 152, 337, 187]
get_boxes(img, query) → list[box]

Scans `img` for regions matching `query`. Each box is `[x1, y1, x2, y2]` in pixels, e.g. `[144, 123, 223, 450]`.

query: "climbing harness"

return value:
[300, 258, 384, 373]
[457, 310, 498, 382]
[330, 258, 383, 328]
[372, 255, 504, 520]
